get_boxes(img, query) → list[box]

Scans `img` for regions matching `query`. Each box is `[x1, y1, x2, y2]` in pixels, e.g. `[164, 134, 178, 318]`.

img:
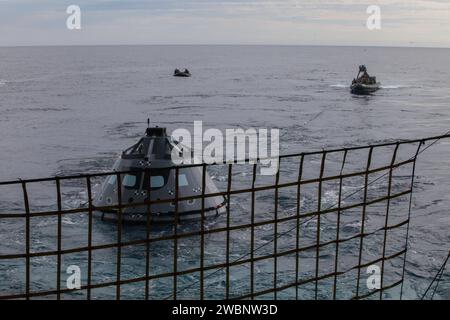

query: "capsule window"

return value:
[123, 174, 140, 189]
[150, 176, 164, 188]
[144, 169, 170, 190]
[178, 174, 189, 187]
[107, 175, 117, 185]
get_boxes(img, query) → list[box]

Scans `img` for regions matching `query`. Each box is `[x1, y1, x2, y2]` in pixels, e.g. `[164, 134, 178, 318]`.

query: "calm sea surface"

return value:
[0, 45, 449, 299]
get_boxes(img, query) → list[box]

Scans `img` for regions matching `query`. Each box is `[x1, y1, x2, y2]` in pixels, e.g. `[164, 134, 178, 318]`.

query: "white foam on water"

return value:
[380, 85, 408, 89]
[331, 84, 410, 90]
[62, 216, 77, 225]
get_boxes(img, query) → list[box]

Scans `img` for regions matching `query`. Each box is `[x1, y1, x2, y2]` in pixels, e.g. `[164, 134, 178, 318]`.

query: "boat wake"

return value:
[331, 84, 410, 90]
[330, 84, 348, 88]
[380, 85, 408, 89]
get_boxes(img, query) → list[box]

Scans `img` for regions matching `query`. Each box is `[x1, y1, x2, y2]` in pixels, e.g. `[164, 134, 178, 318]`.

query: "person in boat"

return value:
[354, 66, 372, 85]
[184, 68, 190, 74]
[174, 68, 180, 74]
[360, 71, 370, 84]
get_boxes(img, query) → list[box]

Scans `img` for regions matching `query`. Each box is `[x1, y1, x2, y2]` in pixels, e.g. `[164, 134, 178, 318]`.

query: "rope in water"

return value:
[420, 251, 450, 300]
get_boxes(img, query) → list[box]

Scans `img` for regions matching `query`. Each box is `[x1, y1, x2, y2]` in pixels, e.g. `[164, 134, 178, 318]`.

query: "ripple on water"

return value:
[1, 46, 449, 299]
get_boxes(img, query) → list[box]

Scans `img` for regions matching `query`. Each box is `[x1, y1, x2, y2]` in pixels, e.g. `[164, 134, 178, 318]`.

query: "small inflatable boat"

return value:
[350, 65, 380, 95]
[350, 82, 380, 95]
[174, 68, 191, 77]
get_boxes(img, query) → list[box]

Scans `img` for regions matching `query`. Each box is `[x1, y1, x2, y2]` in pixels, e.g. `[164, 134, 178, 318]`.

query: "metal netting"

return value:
[0, 136, 445, 300]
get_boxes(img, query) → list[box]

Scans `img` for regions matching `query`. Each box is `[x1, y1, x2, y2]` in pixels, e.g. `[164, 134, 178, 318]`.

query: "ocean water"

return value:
[0, 45, 449, 299]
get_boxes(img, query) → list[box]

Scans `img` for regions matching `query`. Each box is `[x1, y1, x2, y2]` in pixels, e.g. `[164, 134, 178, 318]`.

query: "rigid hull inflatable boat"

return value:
[350, 65, 380, 95]
[94, 126, 226, 223]
[173, 68, 191, 77]
[350, 83, 380, 95]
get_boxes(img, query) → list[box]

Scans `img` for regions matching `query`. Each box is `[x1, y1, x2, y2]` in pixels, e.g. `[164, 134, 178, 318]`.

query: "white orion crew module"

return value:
[94, 125, 226, 223]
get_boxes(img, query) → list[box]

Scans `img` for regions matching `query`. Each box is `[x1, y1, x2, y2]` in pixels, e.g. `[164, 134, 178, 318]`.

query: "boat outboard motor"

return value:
[93, 125, 226, 223]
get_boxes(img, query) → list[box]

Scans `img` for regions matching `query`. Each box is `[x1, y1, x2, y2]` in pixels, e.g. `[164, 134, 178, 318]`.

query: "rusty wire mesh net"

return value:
[0, 139, 428, 300]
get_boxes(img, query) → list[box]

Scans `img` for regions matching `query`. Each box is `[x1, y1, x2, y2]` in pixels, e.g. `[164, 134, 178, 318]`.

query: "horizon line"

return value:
[1, 43, 450, 49]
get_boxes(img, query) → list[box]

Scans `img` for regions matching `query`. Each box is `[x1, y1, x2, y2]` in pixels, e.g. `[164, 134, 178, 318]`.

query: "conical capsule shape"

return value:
[94, 127, 226, 223]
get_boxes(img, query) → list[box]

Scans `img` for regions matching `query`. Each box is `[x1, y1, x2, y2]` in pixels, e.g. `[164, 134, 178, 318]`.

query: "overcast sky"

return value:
[0, 0, 449, 47]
